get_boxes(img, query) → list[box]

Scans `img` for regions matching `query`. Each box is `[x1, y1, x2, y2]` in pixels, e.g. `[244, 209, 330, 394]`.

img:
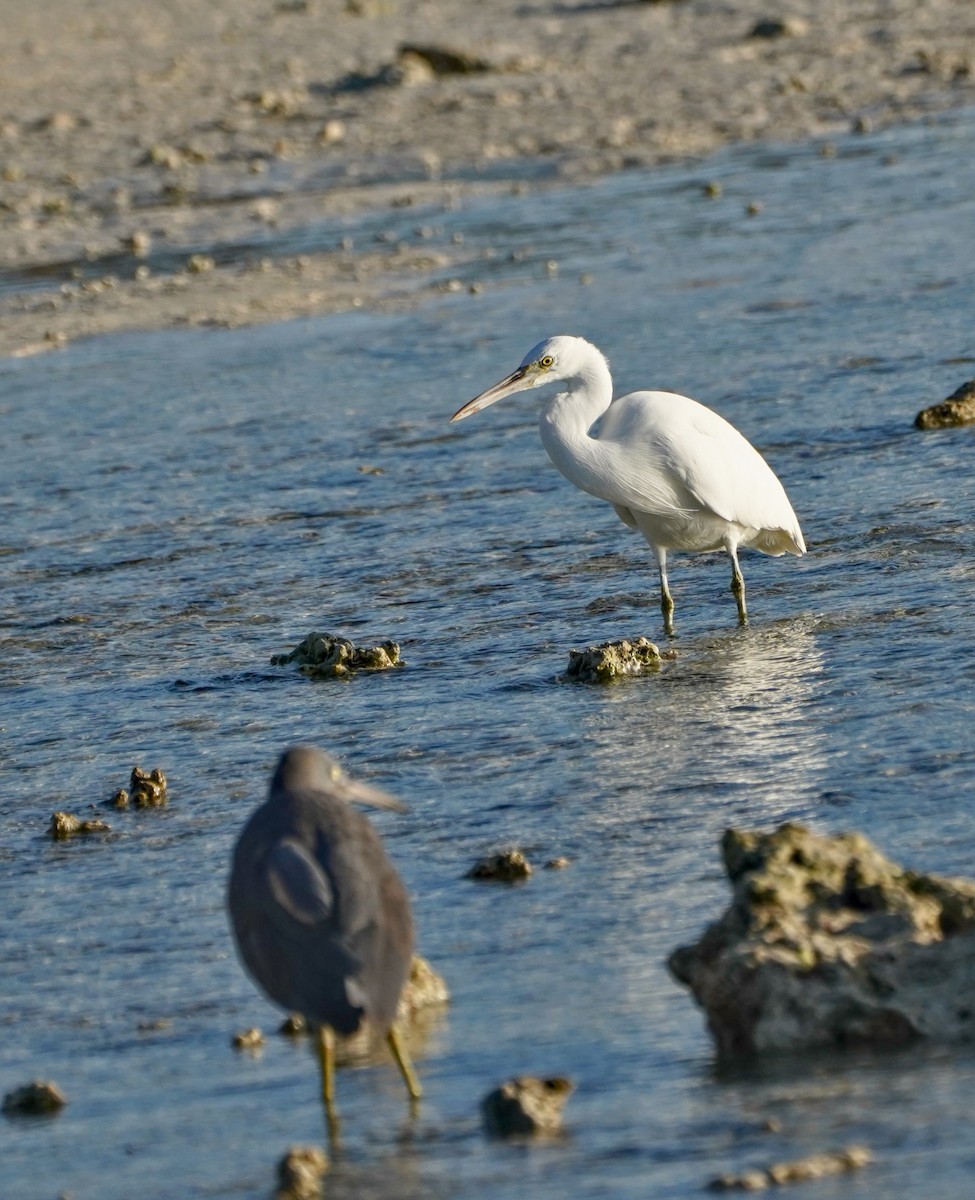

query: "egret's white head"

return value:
[450, 335, 604, 422]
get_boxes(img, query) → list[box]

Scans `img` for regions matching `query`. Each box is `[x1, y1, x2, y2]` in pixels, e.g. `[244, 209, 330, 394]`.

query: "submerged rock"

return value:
[544, 856, 570, 870]
[48, 811, 111, 838]
[271, 631, 402, 679]
[915, 378, 975, 429]
[566, 636, 662, 683]
[276, 1145, 328, 1200]
[466, 848, 533, 882]
[708, 1145, 872, 1191]
[481, 1075, 574, 1138]
[136, 1017, 173, 1033]
[313, 952, 450, 1046]
[669, 822, 975, 1058]
[232, 1027, 265, 1050]
[2, 1080, 67, 1116]
[397, 952, 451, 1021]
[326, 953, 449, 1061]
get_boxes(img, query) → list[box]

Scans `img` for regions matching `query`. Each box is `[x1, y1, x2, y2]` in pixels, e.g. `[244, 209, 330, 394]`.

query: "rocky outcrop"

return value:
[271, 631, 401, 678]
[566, 636, 662, 682]
[669, 822, 975, 1058]
[915, 378, 975, 429]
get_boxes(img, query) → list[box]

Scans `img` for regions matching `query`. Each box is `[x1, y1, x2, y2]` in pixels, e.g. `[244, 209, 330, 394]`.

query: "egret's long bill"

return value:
[450, 364, 536, 421]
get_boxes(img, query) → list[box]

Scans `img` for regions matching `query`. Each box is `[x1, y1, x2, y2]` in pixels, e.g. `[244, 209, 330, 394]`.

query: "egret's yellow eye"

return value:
[539, 355, 554, 369]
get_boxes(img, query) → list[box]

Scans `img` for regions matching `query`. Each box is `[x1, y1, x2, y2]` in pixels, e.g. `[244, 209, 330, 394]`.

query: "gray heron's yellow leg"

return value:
[386, 1025, 422, 1104]
[318, 1024, 338, 1124]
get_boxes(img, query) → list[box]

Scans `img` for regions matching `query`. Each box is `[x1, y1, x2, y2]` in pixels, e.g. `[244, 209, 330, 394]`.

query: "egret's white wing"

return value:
[591, 391, 804, 551]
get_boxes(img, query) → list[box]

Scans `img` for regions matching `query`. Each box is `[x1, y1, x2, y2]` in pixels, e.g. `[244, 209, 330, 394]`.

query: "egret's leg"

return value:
[728, 545, 747, 625]
[386, 1024, 422, 1105]
[317, 1024, 339, 1127]
[655, 546, 675, 636]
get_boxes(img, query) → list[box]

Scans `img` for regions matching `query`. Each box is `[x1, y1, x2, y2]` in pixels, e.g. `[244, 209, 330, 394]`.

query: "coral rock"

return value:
[669, 822, 975, 1058]
[467, 848, 532, 882]
[2, 1080, 67, 1115]
[915, 378, 975, 429]
[130, 767, 168, 807]
[271, 631, 401, 678]
[328, 953, 449, 1059]
[397, 953, 451, 1020]
[566, 636, 661, 682]
[48, 811, 111, 838]
[232, 1027, 265, 1050]
[482, 1075, 574, 1137]
[276, 1145, 328, 1199]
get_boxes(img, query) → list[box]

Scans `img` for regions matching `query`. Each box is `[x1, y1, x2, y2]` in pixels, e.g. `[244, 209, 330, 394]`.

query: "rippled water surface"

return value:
[3, 110, 975, 1199]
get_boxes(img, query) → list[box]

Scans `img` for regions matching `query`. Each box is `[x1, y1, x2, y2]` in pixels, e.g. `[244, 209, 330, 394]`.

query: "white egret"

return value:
[450, 336, 805, 633]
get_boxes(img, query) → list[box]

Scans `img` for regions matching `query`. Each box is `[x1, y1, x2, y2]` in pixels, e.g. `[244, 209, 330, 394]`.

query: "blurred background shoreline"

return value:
[1, 0, 973, 357]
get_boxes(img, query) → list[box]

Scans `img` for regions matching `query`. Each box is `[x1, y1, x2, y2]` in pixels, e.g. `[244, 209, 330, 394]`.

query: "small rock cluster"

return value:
[47, 765, 169, 839]
[271, 631, 401, 678]
[708, 1145, 872, 1192]
[669, 822, 975, 1058]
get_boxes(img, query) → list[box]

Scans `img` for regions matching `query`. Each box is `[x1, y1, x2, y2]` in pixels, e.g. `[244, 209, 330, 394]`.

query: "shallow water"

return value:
[2, 109, 975, 1199]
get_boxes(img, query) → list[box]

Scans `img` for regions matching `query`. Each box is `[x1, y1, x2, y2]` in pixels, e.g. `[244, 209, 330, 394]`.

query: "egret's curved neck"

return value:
[537, 355, 613, 485]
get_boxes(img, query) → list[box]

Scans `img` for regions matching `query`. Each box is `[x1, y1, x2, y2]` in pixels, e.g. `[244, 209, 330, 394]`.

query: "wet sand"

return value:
[1, 0, 973, 356]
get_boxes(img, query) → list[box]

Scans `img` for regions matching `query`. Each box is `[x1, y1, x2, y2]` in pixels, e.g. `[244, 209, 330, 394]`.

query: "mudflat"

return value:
[1, 0, 972, 355]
